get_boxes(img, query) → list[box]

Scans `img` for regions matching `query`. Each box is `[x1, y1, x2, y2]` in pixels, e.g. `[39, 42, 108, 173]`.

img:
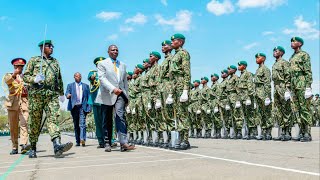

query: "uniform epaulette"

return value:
[90, 70, 97, 72]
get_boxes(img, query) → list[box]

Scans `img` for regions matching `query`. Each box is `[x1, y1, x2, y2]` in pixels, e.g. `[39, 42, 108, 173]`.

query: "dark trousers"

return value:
[102, 95, 128, 145]
[93, 105, 104, 145]
[71, 105, 87, 144]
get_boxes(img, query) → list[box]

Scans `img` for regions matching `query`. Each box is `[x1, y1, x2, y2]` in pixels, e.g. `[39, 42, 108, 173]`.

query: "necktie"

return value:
[113, 61, 118, 73]
[76, 84, 80, 103]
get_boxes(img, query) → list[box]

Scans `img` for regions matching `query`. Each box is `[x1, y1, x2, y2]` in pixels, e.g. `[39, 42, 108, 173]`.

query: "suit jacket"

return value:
[65, 82, 91, 112]
[96, 57, 128, 106]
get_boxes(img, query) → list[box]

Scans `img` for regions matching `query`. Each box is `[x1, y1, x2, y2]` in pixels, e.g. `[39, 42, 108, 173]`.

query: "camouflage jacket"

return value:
[210, 81, 220, 100]
[272, 58, 290, 88]
[140, 69, 151, 92]
[199, 84, 211, 105]
[226, 73, 239, 94]
[159, 53, 173, 82]
[289, 50, 312, 89]
[254, 64, 271, 99]
[238, 69, 254, 101]
[148, 63, 160, 99]
[169, 47, 191, 91]
[23, 56, 64, 95]
[218, 78, 228, 101]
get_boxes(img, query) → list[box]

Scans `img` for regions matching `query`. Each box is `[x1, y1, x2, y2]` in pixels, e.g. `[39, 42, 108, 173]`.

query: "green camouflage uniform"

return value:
[127, 79, 134, 134]
[289, 50, 313, 135]
[238, 69, 256, 135]
[23, 56, 64, 146]
[255, 64, 273, 135]
[311, 97, 319, 126]
[140, 69, 152, 134]
[226, 73, 244, 135]
[218, 78, 231, 134]
[272, 58, 292, 130]
[210, 81, 222, 136]
[131, 74, 143, 133]
[169, 47, 191, 142]
[189, 86, 201, 135]
[199, 83, 212, 136]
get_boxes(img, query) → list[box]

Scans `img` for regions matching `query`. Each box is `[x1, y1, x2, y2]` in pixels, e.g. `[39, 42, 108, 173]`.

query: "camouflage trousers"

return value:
[274, 85, 292, 129]
[220, 98, 232, 130]
[229, 93, 244, 131]
[291, 88, 312, 134]
[28, 89, 61, 145]
[173, 88, 190, 142]
[200, 103, 212, 131]
[161, 80, 175, 132]
[256, 97, 273, 129]
[241, 96, 258, 128]
[142, 90, 155, 132]
[211, 101, 222, 131]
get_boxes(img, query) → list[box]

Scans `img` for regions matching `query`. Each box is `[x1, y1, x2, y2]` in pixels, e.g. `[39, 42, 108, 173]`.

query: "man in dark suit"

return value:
[66, 72, 91, 147]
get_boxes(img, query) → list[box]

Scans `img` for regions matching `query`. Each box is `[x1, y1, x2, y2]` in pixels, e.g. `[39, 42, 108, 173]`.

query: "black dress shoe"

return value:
[97, 144, 105, 148]
[75, 143, 80, 147]
[20, 144, 31, 154]
[10, 149, 18, 155]
[29, 149, 37, 158]
[105, 144, 111, 152]
[53, 138, 73, 157]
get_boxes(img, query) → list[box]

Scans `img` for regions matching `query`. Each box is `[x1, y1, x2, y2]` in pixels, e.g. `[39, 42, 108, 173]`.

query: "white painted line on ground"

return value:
[0, 157, 203, 174]
[138, 146, 320, 177]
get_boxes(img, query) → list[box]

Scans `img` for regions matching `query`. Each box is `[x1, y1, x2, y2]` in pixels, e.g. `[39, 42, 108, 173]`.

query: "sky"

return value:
[0, 0, 319, 109]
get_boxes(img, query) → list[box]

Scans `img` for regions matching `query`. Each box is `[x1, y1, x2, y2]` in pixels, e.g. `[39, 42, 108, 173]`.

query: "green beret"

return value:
[127, 72, 134, 76]
[201, 77, 209, 82]
[136, 64, 145, 70]
[238, 61, 247, 66]
[143, 58, 150, 63]
[273, 46, 285, 54]
[150, 51, 161, 59]
[38, 40, 53, 47]
[228, 65, 237, 70]
[255, 53, 266, 58]
[162, 40, 172, 46]
[221, 69, 228, 74]
[94, 57, 106, 65]
[194, 80, 200, 84]
[171, 33, 185, 40]
[291, 36, 304, 45]
[316, 94, 319, 97]
[211, 73, 219, 79]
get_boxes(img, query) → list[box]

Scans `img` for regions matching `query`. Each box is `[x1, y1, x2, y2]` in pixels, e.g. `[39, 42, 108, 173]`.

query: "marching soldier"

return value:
[126, 72, 134, 143]
[191, 80, 202, 138]
[226, 65, 244, 139]
[23, 40, 73, 158]
[199, 77, 212, 138]
[289, 37, 313, 142]
[311, 94, 319, 126]
[88, 57, 106, 148]
[167, 33, 191, 150]
[210, 74, 221, 139]
[237, 61, 255, 139]
[218, 69, 231, 138]
[254, 53, 273, 140]
[3, 58, 31, 155]
[271, 46, 292, 141]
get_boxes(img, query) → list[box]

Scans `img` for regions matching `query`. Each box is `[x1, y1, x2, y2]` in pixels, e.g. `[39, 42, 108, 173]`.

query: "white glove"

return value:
[254, 103, 257, 109]
[225, 104, 230, 111]
[126, 107, 131, 114]
[265, 98, 271, 106]
[166, 94, 173, 105]
[34, 74, 45, 83]
[235, 101, 241, 108]
[206, 109, 211, 114]
[155, 99, 162, 109]
[59, 96, 65, 103]
[304, 88, 312, 99]
[245, 99, 251, 106]
[132, 108, 136, 115]
[284, 91, 291, 101]
[179, 90, 188, 102]
[214, 107, 219, 113]
[147, 102, 152, 110]
[196, 110, 201, 114]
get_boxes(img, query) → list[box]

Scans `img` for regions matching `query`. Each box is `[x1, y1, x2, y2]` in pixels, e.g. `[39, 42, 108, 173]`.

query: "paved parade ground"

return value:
[0, 128, 319, 180]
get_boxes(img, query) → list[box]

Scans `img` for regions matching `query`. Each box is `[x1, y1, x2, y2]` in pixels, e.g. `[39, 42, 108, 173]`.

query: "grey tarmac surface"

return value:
[0, 128, 319, 180]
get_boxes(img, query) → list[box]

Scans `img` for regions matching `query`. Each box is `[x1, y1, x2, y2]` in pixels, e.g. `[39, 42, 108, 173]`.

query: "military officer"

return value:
[210, 73, 221, 139]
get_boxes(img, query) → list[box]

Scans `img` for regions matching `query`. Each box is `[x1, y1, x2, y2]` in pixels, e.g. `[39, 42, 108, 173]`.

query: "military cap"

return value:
[143, 58, 150, 63]
[11, 58, 26, 66]
[136, 64, 145, 70]
[38, 40, 53, 47]
[221, 69, 228, 74]
[150, 51, 161, 59]
[171, 33, 185, 40]
[238, 61, 248, 66]
[194, 80, 200, 84]
[273, 46, 285, 54]
[162, 40, 172, 46]
[291, 36, 304, 45]
[316, 94, 319, 97]
[228, 65, 237, 70]
[201, 77, 209, 82]
[255, 53, 266, 58]
[211, 73, 219, 79]
[94, 57, 106, 65]
[127, 72, 134, 76]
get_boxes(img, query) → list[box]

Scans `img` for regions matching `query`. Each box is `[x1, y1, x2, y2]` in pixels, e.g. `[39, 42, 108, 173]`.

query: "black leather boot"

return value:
[53, 137, 73, 157]
[29, 144, 37, 158]
[10, 149, 18, 155]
